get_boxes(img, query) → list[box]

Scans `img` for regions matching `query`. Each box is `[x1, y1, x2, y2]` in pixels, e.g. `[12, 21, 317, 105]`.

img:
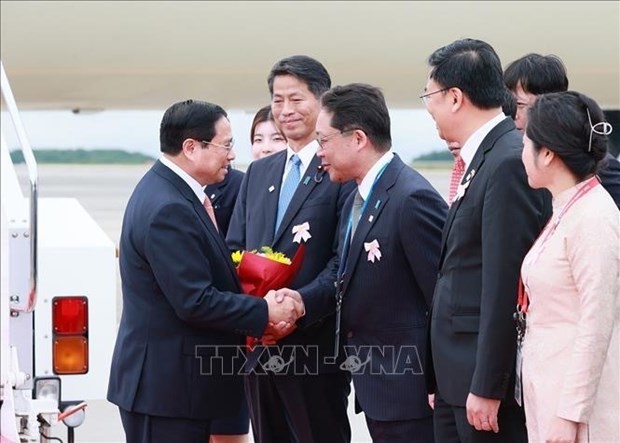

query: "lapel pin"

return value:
[368, 215, 374, 222]
[455, 169, 476, 202]
[303, 176, 311, 185]
[210, 194, 216, 199]
[364, 239, 382, 263]
[268, 185, 275, 193]
[374, 199, 381, 209]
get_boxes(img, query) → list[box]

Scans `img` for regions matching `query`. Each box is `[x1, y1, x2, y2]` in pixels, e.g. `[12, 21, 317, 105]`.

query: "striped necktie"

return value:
[350, 190, 364, 241]
[275, 154, 301, 233]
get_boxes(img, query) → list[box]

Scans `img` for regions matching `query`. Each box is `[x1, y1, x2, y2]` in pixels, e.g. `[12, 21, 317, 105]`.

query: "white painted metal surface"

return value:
[34, 198, 117, 400]
[1, 1, 619, 111]
[1, 65, 118, 441]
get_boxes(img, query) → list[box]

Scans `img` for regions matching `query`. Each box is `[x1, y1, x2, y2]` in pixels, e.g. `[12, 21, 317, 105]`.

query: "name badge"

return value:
[514, 342, 523, 406]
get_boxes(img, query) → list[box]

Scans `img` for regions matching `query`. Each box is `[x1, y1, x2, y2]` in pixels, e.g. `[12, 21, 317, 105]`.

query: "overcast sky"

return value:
[1, 108, 447, 166]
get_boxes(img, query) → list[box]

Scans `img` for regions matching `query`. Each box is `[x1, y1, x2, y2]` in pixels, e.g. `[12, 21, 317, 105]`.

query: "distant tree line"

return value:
[9, 147, 452, 165]
[10, 149, 155, 164]
[412, 150, 452, 162]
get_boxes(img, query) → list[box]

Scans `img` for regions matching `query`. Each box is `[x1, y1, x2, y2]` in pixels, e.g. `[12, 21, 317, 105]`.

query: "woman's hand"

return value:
[428, 394, 435, 410]
[545, 417, 578, 443]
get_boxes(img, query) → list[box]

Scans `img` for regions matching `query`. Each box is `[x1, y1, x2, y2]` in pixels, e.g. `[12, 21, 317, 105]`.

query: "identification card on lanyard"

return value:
[514, 277, 527, 406]
[515, 341, 524, 406]
[332, 162, 390, 360]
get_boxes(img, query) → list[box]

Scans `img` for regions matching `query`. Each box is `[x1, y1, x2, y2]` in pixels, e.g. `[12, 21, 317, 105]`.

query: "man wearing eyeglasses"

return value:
[504, 53, 620, 208]
[422, 39, 551, 441]
[108, 100, 304, 443]
[227, 56, 355, 442]
[316, 83, 447, 442]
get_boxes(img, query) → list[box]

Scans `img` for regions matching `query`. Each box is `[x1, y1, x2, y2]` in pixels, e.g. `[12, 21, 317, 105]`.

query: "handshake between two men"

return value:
[262, 288, 305, 344]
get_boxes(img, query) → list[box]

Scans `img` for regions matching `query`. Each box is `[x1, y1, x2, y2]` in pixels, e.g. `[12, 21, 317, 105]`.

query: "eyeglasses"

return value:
[316, 128, 359, 148]
[201, 139, 235, 153]
[419, 87, 450, 105]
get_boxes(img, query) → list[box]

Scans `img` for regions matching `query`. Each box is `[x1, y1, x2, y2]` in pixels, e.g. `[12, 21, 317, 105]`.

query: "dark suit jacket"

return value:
[598, 153, 620, 209]
[107, 160, 268, 420]
[428, 118, 551, 407]
[339, 155, 447, 421]
[227, 149, 355, 373]
[205, 168, 245, 237]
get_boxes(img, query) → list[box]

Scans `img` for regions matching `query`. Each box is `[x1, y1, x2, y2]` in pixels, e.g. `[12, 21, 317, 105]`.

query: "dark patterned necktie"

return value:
[350, 190, 364, 240]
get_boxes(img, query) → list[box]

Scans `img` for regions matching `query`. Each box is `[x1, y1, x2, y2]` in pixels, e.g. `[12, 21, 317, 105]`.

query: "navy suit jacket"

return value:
[598, 153, 620, 209]
[428, 118, 551, 407]
[205, 168, 245, 237]
[227, 149, 355, 373]
[339, 154, 447, 421]
[107, 160, 268, 420]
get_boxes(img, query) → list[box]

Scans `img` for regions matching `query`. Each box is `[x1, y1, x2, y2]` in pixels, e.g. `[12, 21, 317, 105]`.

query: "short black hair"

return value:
[502, 88, 517, 119]
[504, 53, 569, 94]
[526, 91, 609, 179]
[159, 100, 227, 155]
[320, 83, 392, 152]
[267, 55, 331, 99]
[428, 38, 505, 109]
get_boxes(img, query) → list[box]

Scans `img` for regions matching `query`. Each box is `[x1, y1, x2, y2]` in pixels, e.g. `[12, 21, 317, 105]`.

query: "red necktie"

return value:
[203, 197, 219, 231]
[449, 155, 466, 205]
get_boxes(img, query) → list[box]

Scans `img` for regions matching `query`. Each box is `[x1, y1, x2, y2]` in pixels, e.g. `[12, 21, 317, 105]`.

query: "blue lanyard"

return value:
[339, 161, 389, 276]
[332, 161, 390, 359]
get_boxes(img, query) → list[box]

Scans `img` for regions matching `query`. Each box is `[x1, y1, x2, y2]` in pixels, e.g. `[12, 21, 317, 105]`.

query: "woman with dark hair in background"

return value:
[249, 105, 287, 160]
[520, 91, 619, 442]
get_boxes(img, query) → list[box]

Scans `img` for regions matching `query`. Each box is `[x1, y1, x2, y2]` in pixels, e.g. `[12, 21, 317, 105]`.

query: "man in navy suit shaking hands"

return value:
[313, 83, 447, 442]
[107, 100, 303, 443]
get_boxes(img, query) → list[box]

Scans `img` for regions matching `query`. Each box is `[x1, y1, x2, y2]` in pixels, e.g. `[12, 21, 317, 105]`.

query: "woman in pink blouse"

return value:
[520, 91, 619, 442]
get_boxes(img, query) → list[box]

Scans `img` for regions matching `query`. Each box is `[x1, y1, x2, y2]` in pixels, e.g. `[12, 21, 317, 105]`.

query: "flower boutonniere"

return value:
[454, 168, 476, 202]
[292, 222, 312, 244]
[364, 239, 382, 263]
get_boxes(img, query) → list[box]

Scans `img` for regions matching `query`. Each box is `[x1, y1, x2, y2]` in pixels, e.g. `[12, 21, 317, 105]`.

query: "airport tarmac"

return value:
[15, 163, 451, 443]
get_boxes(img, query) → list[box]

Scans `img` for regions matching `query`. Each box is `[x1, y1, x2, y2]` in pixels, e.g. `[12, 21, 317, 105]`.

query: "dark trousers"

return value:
[433, 392, 527, 443]
[245, 372, 351, 443]
[210, 397, 250, 435]
[119, 408, 211, 443]
[365, 414, 434, 443]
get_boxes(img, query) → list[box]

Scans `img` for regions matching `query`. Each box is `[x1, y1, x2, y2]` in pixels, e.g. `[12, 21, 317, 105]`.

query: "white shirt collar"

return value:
[159, 155, 207, 204]
[284, 140, 318, 178]
[358, 151, 394, 201]
[460, 113, 506, 170]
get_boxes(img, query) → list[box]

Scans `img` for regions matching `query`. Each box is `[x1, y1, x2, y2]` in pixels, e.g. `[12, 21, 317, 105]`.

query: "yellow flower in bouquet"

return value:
[257, 246, 292, 265]
[231, 246, 291, 267]
[231, 250, 245, 266]
[231, 245, 303, 297]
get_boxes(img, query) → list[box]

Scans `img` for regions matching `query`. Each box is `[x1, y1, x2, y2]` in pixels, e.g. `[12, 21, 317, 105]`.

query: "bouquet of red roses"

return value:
[232, 245, 305, 349]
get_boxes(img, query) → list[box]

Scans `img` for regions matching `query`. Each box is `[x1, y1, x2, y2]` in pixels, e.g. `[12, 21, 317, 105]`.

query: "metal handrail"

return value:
[1, 60, 38, 313]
